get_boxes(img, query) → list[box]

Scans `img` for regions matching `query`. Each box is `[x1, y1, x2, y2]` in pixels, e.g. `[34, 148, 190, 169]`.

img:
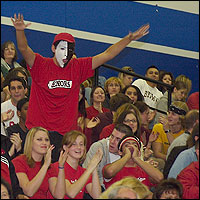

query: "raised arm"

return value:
[92, 23, 150, 70]
[11, 13, 35, 68]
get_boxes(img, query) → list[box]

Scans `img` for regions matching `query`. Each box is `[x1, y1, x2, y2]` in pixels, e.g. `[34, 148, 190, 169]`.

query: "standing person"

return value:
[50, 130, 103, 199]
[12, 127, 68, 199]
[1, 77, 27, 128]
[1, 40, 22, 78]
[11, 13, 149, 162]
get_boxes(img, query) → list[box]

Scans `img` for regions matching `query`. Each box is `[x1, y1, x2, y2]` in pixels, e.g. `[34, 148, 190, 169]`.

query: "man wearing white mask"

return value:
[11, 13, 149, 162]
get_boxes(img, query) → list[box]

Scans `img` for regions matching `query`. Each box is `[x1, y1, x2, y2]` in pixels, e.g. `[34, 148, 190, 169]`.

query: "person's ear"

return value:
[17, 110, 21, 117]
[51, 45, 55, 53]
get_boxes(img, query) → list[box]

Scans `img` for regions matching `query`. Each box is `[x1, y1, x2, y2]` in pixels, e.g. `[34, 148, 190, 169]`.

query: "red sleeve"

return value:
[177, 162, 199, 199]
[12, 155, 28, 174]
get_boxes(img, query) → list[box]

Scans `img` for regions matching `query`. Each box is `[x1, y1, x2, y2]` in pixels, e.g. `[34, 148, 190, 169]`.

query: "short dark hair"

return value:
[114, 123, 133, 137]
[8, 76, 27, 90]
[152, 178, 183, 199]
[1, 177, 13, 199]
[17, 97, 29, 111]
[134, 101, 149, 114]
[109, 93, 132, 112]
[145, 65, 159, 74]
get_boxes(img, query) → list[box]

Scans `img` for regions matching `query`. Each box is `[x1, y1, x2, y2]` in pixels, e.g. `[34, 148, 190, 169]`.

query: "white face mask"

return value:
[55, 41, 68, 68]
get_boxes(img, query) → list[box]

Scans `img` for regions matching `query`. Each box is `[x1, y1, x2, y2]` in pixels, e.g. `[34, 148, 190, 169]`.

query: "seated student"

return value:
[121, 85, 144, 104]
[88, 93, 131, 144]
[152, 101, 189, 162]
[99, 176, 152, 199]
[166, 109, 199, 159]
[77, 84, 90, 133]
[163, 121, 199, 179]
[1, 150, 29, 199]
[82, 124, 133, 190]
[2, 66, 31, 101]
[187, 91, 199, 110]
[85, 86, 110, 150]
[102, 135, 163, 189]
[102, 77, 123, 109]
[175, 74, 192, 101]
[118, 66, 135, 89]
[6, 97, 29, 159]
[1, 40, 22, 78]
[155, 80, 188, 124]
[152, 178, 183, 199]
[49, 130, 103, 199]
[177, 139, 199, 199]
[12, 127, 68, 199]
[99, 103, 141, 140]
[1, 177, 14, 199]
[157, 70, 175, 94]
[168, 123, 199, 179]
[1, 77, 28, 129]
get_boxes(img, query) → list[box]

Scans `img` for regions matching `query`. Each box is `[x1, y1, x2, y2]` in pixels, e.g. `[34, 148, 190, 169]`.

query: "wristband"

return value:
[58, 166, 64, 169]
[165, 129, 171, 134]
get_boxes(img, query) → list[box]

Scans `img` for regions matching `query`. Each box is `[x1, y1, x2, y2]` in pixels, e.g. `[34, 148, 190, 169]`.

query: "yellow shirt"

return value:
[152, 123, 185, 155]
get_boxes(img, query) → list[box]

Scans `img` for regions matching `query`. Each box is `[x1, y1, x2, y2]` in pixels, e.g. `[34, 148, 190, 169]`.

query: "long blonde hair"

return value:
[23, 127, 49, 168]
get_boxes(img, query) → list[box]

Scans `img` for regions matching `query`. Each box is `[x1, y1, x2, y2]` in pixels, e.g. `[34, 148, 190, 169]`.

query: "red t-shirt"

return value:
[86, 106, 110, 120]
[26, 54, 94, 135]
[50, 161, 92, 199]
[103, 165, 153, 189]
[12, 155, 57, 199]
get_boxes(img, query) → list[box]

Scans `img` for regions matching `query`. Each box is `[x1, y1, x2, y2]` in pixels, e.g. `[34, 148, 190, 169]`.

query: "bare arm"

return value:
[92, 23, 150, 70]
[11, 13, 35, 68]
[65, 148, 103, 198]
[86, 168, 102, 199]
[48, 150, 68, 199]
[103, 147, 131, 179]
[152, 141, 166, 161]
[132, 146, 164, 183]
[16, 145, 54, 197]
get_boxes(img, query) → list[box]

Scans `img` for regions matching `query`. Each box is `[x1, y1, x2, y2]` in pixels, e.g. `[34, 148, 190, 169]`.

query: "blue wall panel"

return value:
[1, 1, 199, 94]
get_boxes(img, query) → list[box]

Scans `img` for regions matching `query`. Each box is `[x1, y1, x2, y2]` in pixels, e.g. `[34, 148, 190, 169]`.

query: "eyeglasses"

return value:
[124, 119, 137, 123]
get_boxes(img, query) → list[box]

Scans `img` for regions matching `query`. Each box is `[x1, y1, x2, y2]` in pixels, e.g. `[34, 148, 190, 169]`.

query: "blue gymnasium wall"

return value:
[1, 1, 199, 94]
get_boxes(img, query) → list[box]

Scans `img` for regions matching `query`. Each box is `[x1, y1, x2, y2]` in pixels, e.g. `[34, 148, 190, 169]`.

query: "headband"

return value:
[118, 137, 141, 152]
[169, 105, 187, 116]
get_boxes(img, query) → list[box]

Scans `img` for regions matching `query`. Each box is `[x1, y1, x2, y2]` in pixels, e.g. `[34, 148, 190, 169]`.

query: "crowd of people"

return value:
[1, 13, 199, 199]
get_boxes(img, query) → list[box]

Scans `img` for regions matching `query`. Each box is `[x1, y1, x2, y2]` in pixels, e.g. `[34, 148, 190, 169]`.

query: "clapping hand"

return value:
[44, 145, 55, 167]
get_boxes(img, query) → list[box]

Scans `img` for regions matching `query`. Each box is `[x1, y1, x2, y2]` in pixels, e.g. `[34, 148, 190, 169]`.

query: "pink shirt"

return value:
[26, 54, 94, 135]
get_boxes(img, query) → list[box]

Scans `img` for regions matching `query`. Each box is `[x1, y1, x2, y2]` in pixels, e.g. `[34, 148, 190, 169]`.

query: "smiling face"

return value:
[65, 135, 85, 160]
[167, 111, 181, 126]
[123, 113, 138, 134]
[4, 43, 16, 61]
[32, 131, 50, 156]
[92, 87, 105, 103]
